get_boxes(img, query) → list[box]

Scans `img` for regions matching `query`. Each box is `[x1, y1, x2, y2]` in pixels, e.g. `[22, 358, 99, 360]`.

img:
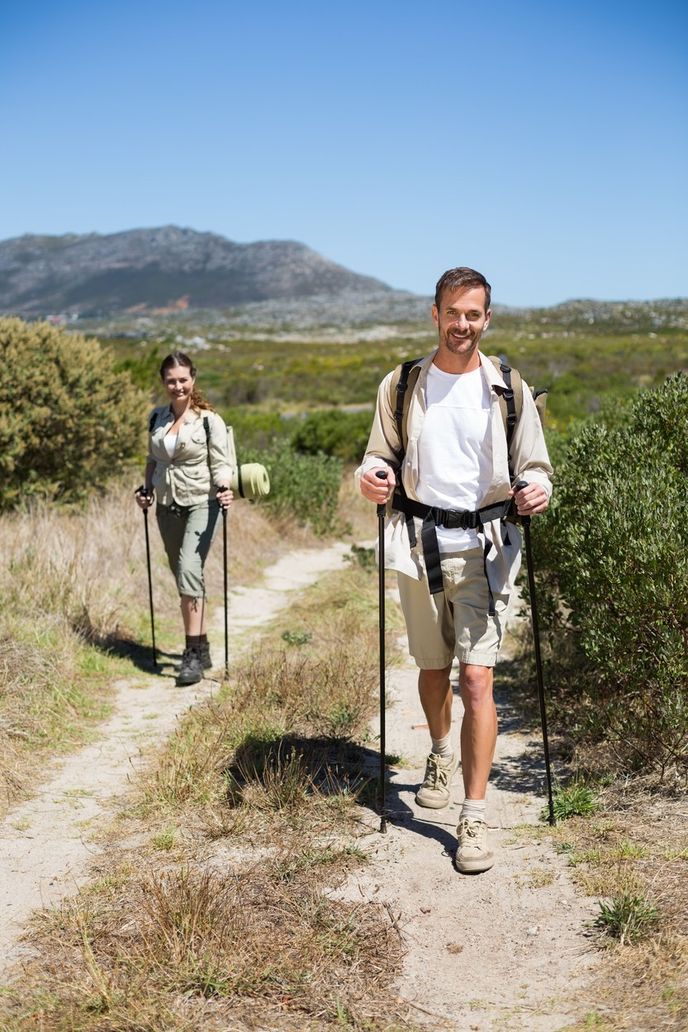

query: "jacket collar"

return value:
[160, 405, 203, 424]
[419, 349, 508, 392]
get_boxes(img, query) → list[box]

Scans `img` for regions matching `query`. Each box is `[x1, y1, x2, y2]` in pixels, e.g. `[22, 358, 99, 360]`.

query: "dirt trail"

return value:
[338, 590, 599, 1031]
[0, 542, 350, 977]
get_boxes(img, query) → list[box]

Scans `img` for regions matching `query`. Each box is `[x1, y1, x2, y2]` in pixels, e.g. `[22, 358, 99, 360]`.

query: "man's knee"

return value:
[459, 663, 494, 711]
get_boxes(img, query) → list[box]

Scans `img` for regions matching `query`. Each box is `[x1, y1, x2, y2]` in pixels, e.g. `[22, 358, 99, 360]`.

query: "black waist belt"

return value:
[391, 492, 514, 612]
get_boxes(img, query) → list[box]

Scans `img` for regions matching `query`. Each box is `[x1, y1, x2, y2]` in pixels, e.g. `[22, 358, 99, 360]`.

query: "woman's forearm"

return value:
[144, 460, 156, 493]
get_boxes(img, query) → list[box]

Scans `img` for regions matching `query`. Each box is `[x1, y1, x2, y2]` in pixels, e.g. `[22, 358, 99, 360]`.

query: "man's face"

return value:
[432, 285, 491, 361]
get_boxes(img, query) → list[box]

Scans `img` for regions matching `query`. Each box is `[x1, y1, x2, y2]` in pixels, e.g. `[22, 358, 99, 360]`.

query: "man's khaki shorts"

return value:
[397, 547, 509, 669]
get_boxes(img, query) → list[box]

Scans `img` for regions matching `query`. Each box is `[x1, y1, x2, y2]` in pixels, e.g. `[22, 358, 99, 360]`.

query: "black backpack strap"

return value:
[203, 415, 212, 479]
[148, 409, 157, 433]
[391, 492, 510, 611]
[498, 362, 518, 447]
[488, 356, 525, 482]
[499, 362, 517, 481]
[391, 358, 423, 462]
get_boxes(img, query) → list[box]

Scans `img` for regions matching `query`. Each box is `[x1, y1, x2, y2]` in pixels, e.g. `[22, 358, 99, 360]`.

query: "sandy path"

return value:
[0, 542, 350, 977]
[338, 591, 599, 1031]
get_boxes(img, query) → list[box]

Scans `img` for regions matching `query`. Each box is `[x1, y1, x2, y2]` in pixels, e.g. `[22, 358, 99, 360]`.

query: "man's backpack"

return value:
[388, 355, 547, 478]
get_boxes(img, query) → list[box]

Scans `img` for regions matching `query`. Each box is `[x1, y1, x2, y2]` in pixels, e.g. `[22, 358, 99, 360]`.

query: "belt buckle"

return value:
[444, 508, 467, 529]
[169, 502, 184, 518]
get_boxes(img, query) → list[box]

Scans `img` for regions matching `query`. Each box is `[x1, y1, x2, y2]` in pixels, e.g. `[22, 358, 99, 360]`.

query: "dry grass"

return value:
[548, 782, 688, 1030]
[2, 855, 406, 1031]
[0, 553, 412, 1030]
[139, 563, 397, 831]
[0, 475, 317, 812]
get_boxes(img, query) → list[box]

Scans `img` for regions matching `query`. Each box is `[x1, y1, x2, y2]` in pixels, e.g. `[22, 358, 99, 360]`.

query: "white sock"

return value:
[431, 733, 453, 760]
[461, 798, 486, 822]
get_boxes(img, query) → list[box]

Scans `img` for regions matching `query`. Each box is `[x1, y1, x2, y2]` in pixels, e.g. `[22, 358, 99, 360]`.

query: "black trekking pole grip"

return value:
[375, 470, 389, 833]
[515, 480, 555, 825]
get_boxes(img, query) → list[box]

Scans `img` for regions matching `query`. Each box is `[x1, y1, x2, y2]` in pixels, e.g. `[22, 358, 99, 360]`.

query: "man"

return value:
[356, 267, 552, 874]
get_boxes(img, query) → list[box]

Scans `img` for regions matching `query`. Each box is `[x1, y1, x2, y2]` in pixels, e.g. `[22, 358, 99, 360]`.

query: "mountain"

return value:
[0, 226, 394, 316]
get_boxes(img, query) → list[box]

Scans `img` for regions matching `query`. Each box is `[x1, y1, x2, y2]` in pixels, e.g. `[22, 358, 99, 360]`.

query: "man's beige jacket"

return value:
[355, 350, 553, 599]
[148, 407, 237, 507]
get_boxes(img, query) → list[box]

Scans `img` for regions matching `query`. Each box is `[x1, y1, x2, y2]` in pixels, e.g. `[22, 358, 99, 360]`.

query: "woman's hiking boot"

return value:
[454, 817, 494, 874]
[177, 647, 203, 686]
[415, 752, 459, 809]
[199, 641, 212, 670]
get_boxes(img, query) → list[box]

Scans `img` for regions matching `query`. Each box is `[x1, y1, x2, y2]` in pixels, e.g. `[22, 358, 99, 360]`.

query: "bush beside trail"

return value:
[245, 441, 344, 536]
[533, 373, 688, 782]
[0, 318, 148, 510]
[290, 408, 372, 464]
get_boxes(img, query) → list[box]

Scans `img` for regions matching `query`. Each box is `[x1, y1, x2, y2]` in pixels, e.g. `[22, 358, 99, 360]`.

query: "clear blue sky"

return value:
[1, 0, 686, 306]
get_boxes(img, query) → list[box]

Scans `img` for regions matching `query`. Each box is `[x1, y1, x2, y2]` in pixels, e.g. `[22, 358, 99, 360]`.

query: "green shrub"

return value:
[595, 893, 660, 944]
[290, 409, 372, 463]
[222, 407, 291, 454]
[534, 374, 688, 780]
[246, 442, 343, 536]
[0, 318, 148, 509]
[113, 343, 162, 391]
[548, 783, 599, 821]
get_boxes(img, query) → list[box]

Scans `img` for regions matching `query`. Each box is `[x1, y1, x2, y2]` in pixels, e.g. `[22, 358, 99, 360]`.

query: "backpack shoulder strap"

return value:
[388, 357, 423, 461]
[203, 415, 211, 470]
[148, 408, 158, 433]
[487, 355, 525, 481]
[487, 355, 523, 451]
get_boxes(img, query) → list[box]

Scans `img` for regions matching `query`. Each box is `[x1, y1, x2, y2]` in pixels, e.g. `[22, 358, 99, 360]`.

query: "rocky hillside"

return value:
[0, 226, 393, 316]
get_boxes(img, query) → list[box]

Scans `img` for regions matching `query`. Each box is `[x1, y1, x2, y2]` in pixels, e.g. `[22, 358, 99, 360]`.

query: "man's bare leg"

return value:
[418, 664, 453, 739]
[415, 665, 458, 809]
[459, 662, 497, 798]
[454, 662, 497, 873]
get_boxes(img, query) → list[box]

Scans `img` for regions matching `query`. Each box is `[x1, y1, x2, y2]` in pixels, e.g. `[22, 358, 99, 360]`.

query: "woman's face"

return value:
[162, 364, 195, 405]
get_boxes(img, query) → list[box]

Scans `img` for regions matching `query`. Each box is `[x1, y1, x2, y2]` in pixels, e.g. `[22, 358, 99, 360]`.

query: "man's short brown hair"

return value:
[434, 267, 491, 311]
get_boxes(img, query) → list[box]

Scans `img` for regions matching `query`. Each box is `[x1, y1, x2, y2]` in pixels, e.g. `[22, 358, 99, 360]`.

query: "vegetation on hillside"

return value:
[0, 318, 147, 510]
[534, 373, 688, 783]
[1, 305, 686, 1028]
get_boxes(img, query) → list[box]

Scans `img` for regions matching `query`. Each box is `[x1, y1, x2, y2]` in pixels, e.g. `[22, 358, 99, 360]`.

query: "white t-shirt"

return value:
[164, 432, 178, 459]
[416, 364, 493, 552]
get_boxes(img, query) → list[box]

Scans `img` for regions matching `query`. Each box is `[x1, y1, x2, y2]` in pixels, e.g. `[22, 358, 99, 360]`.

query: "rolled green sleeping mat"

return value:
[230, 463, 270, 500]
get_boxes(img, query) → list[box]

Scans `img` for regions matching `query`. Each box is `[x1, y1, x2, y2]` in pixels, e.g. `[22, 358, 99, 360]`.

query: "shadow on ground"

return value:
[218, 680, 550, 858]
[84, 628, 182, 677]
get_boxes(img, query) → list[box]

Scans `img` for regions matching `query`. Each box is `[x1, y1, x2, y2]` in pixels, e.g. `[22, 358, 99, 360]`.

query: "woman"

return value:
[135, 352, 235, 685]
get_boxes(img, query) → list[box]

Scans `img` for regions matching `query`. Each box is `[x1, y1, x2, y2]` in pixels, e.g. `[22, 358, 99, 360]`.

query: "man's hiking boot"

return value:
[415, 752, 459, 809]
[454, 817, 494, 874]
[199, 641, 212, 670]
[177, 647, 204, 686]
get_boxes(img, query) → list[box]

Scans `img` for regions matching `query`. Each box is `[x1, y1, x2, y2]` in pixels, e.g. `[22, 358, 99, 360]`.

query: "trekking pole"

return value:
[142, 503, 158, 671]
[222, 503, 229, 679]
[376, 470, 389, 833]
[515, 480, 555, 825]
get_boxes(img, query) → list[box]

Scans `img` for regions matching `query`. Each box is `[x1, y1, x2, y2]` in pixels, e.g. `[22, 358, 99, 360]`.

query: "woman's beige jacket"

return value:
[147, 407, 237, 507]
